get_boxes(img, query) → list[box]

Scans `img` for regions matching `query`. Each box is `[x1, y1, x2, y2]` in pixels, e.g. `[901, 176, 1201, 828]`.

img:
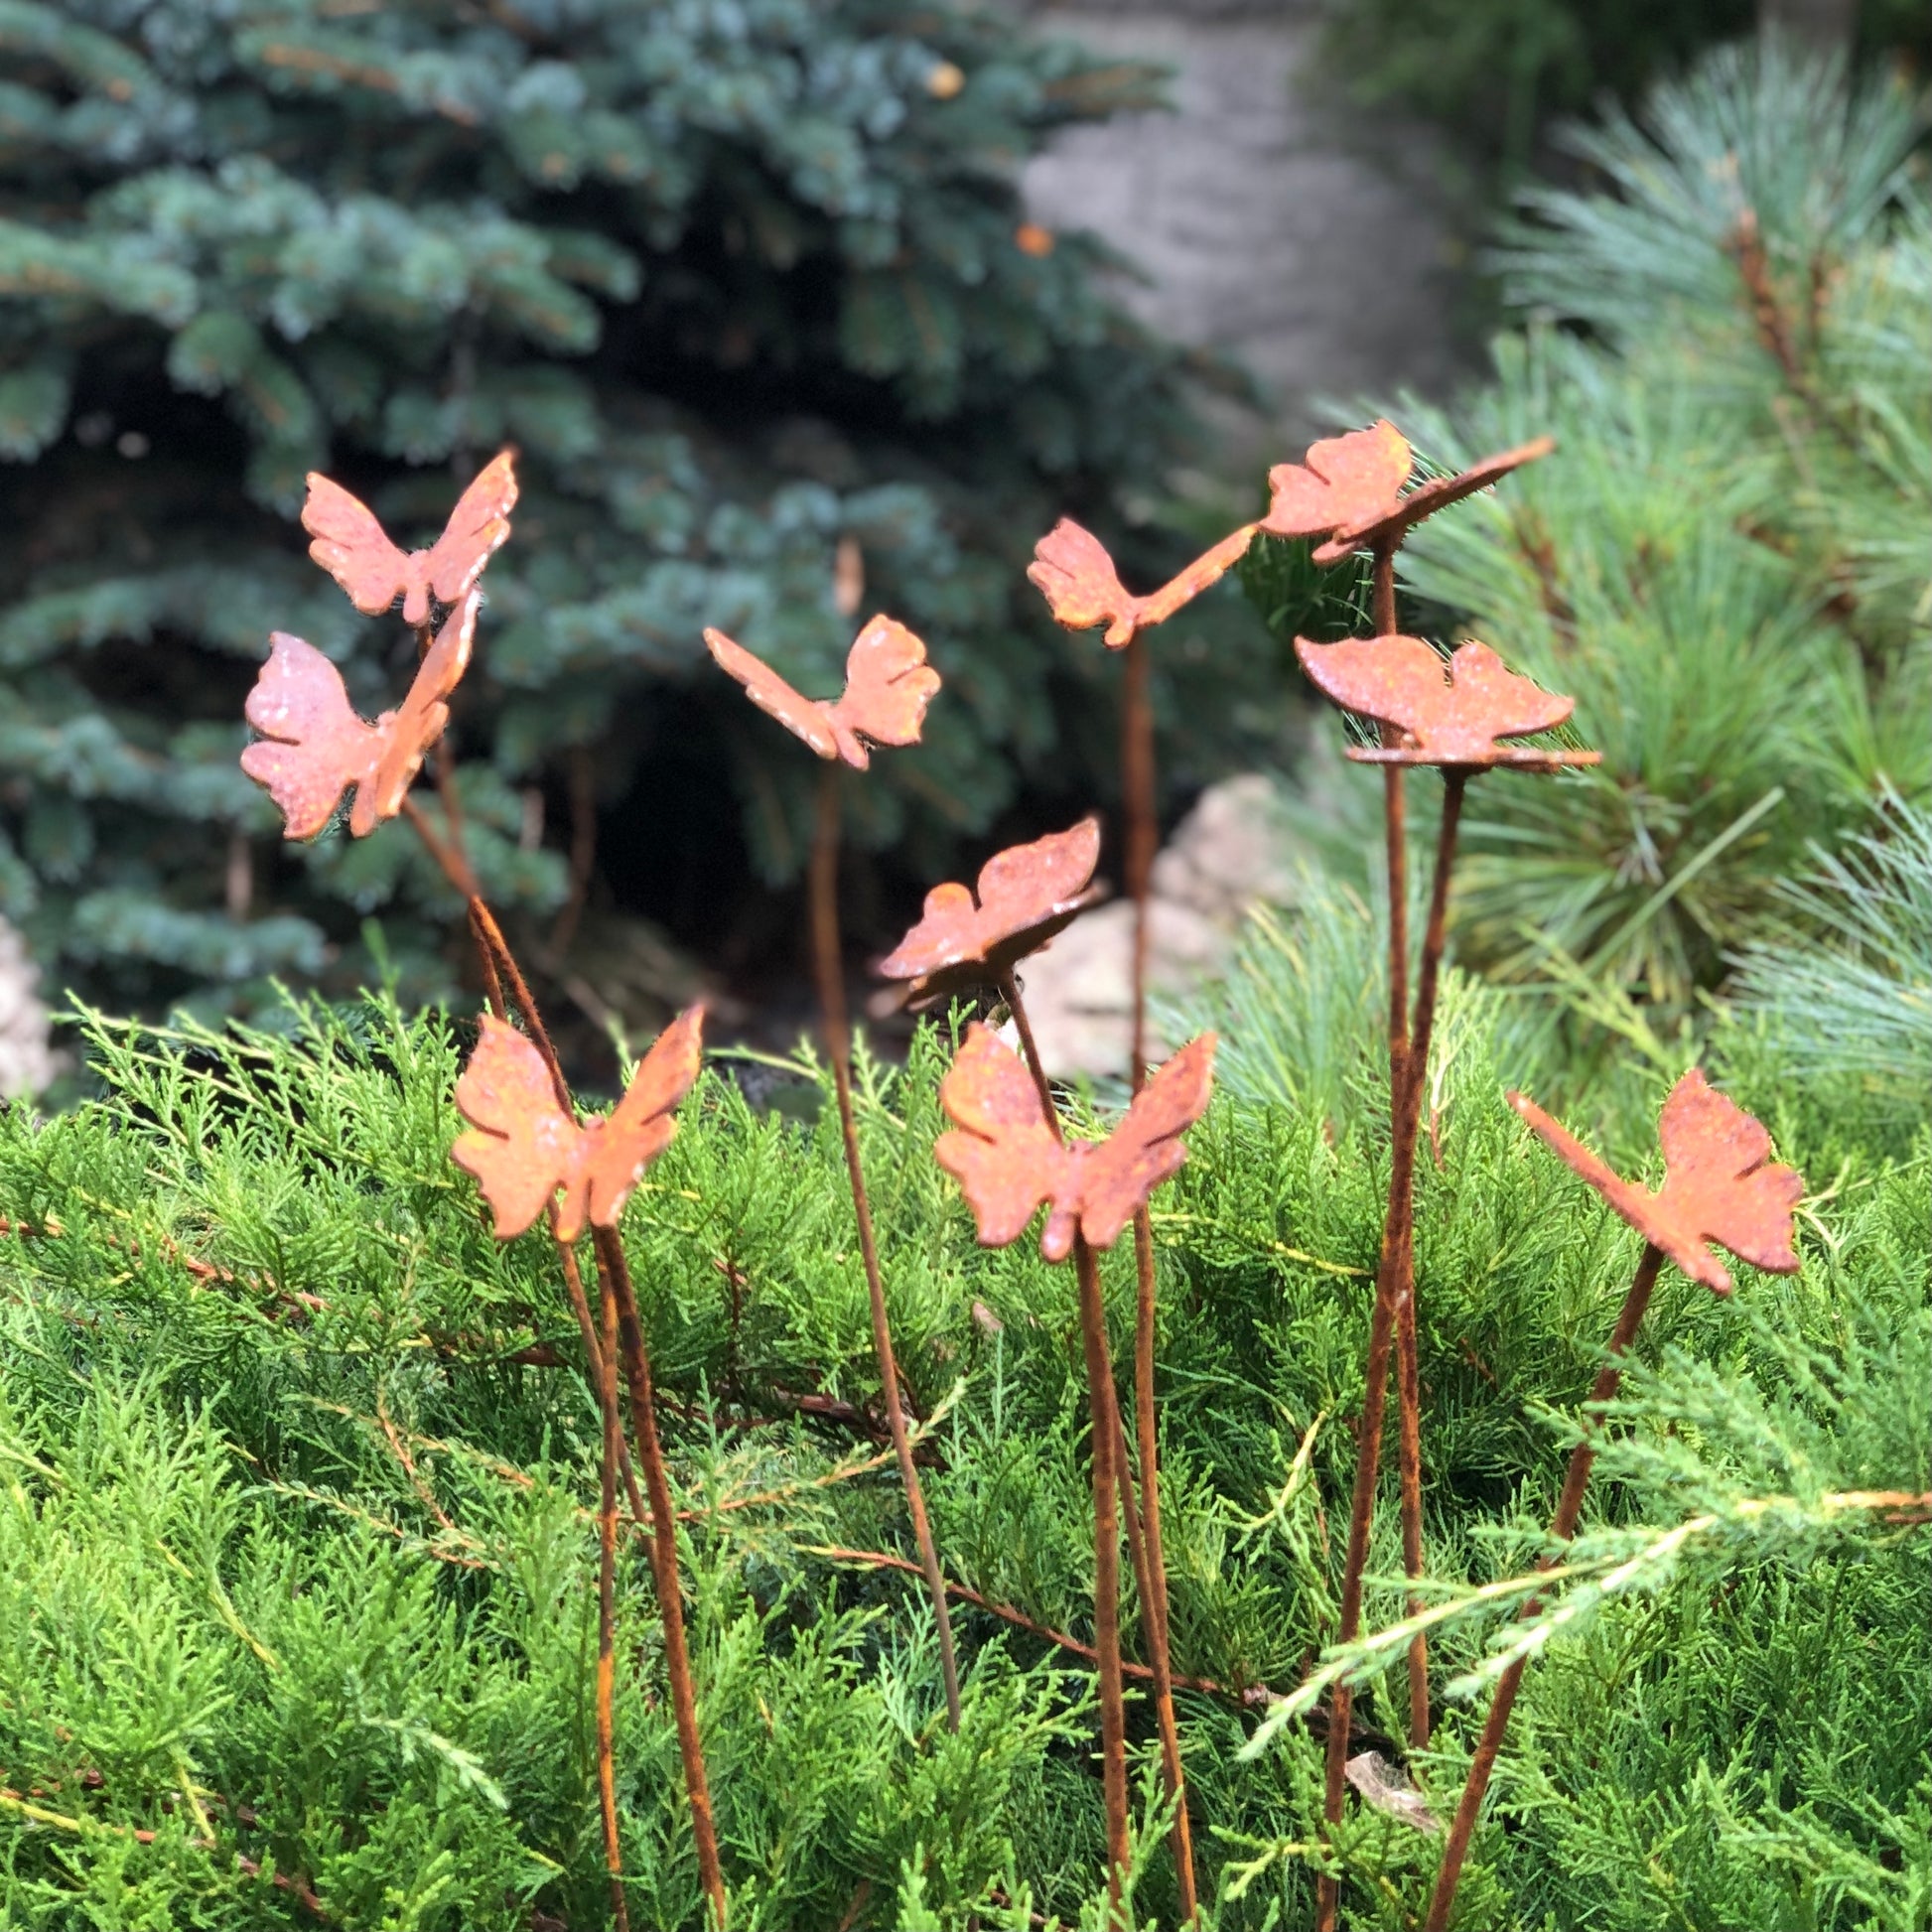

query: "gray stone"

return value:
[0, 917, 60, 1100]
[1021, 8, 1464, 462]
[1015, 773, 1300, 1077]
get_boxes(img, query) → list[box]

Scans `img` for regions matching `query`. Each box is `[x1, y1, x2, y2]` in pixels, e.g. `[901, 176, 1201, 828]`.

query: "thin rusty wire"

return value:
[1121, 605, 1200, 1921]
[596, 1227, 728, 1928]
[1020, 511, 1226, 1918]
[596, 1234, 631, 1932]
[405, 769, 721, 1925]
[1001, 969, 1195, 1908]
[1420, 1242, 1662, 1929]
[1318, 769, 1466, 1932]
[1370, 537, 1433, 1752]
[811, 764, 963, 1731]
[1285, 428, 1570, 1926]
[1423, 1075, 1801, 1929]
[1073, 1230, 1134, 1917]
[878, 819, 1102, 1009]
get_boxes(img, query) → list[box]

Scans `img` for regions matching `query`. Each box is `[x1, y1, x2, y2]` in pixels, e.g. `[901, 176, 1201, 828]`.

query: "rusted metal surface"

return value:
[710, 604, 966, 1726]
[1296, 634, 1600, 769]
[879, 817, 1103, 1004]
[705, 614, 938, 768]
[1023, 492, 1250, 1926]
[1028, 516, 1258, 648]
[303, 448, 518, 626]
[595, 1226, 728, 1925]
[1320, 767, 1467, 1921]
[997, 956, 1198, 1918]
[1261, 422, 1554, 566]
[593, 1236, 630, 1932]
[1510, 1070, 1804, 1294]
[1311, 438, 1555, 565]
[811, 764, 963, 1731]
[1262, 419, 1413, 541]
[451, 1005, 705, 1243]
[1364, 534, 1433, 1746]
[1297, 416, 1566, 1931]
[935, 1023, 1215, 1262]
[1072, 1231, 1134, 1902]
[242, 588, 480, 839]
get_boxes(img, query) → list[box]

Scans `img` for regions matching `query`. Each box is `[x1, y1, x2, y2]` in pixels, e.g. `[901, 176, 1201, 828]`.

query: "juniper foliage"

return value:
[0, 956, 1922, 1926]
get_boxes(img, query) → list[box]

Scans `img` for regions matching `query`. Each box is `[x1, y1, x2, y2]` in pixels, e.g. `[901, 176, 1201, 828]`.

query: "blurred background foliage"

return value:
[1312, 0, 1931, 213]
[0, 5, 1925, 1110]
[0, 0, 1280, 1044]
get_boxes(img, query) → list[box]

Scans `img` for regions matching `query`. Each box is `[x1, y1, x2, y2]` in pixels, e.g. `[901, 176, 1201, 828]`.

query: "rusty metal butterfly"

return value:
[1027, 518, 1258, 649]
[935, 1023, 1215, 1261]
[241, 588, 480, 839]
[880, 818, 1103, 1005]
[1262, 420, 1413, 547]
[303, 449, 518, 627]
[1264, 422, 1553, 566]
[1509, 1069, 1803, 1294]
[1295, 634, 1600, 769]
[705, 615, 939, 768]
[452, 1006, 705, 1243]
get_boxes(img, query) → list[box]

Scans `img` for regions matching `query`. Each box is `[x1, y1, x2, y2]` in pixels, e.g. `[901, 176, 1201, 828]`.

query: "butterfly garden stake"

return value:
[705, 615, 964, 1729]
[303, 448, 519, 876]
[936, 1024, 1217, 1919]
[1422, 1073, 1802, 1932]
[1267, 422, 1566, 1923]
[453, 1008, 729, 1932]
[1028, 515, 1262, 1922]
[245, 453, 728, 1929]
[879, 815, 1203, 1902]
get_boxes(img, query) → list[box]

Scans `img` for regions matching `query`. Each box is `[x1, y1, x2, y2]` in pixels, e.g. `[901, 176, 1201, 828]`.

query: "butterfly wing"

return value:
[1316, 437, 1554, 563]
[1063, 1032, 1216, 1258]
[878, 882, 981, 982]
[1434, 641, 1575, 757]
[879, 817, 1103, 989]
[1297, 635, 1574, 763]
[824, 615, 939, 767]
[451, 1015, 586, 1240]
[419, 449, 519, 622]
[705, 626, 839, 759]
[1652, 1069, 1802, 1284]
[302, 473, 412, 617]
[1294, 634, 1452, 748]
[1508, 1087, 1664, 1239]
[1264, 421, 1411, 540]
[240, 633, 382, 840]
[934, 1024, 1070, 1250]
[360, 589, 481, 835]
[1027, 518, 1143, 648]
[976, 817, 1102, 927]
[584, 1005, 706, 1231]
[1508, 1086, 1745, 1290]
